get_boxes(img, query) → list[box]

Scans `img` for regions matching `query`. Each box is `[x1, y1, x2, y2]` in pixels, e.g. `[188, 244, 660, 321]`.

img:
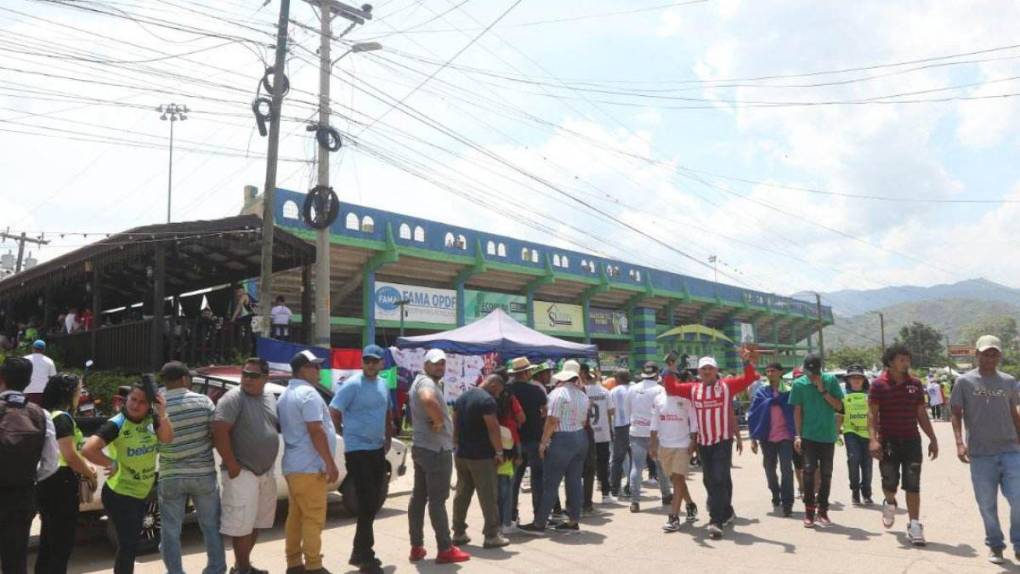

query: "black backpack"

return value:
[0, 393, 47, 487]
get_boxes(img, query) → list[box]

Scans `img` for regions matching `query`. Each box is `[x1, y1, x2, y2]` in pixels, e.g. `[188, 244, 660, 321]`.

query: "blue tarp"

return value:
[395, 308, 598, 360]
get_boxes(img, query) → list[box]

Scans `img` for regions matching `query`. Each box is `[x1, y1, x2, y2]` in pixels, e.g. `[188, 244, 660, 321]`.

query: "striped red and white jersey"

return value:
[663, 362, 758, 446]
[691, 381, 733, 446]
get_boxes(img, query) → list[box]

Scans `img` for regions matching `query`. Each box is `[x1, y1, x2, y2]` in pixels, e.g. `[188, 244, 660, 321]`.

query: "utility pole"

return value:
[0, 231, 49, 273]
[877, 311, 886, 349]
[814, 292, 825, 362]
[397, 298, 410, 337]
[709, 255, 718, 283]
[157, 103, 188, 223]
[257, 0, 292, 334]
[305, 0, 375, 349]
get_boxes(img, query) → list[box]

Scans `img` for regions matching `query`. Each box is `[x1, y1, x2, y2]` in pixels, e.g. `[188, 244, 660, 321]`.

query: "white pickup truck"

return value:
[77, 366, 408, 551]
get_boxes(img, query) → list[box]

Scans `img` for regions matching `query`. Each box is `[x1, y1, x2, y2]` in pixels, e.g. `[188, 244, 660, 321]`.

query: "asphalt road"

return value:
[51, 422, 1020, 573]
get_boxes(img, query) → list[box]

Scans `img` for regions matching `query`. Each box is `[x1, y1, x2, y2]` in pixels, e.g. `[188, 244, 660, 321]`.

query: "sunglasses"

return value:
[241, 370, 265, 379]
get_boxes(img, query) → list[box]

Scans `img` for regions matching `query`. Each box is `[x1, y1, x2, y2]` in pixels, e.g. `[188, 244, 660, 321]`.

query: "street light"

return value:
[332, 42, 382, 67]
[156, 103, 189, 223]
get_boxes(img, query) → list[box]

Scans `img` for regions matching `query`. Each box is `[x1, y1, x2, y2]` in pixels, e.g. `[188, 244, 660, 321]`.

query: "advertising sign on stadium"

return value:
[464, 290, 528, 323]
[375, 281, 457, 324]
[589, 308, 629, 335]
[534, 301, 584, 333]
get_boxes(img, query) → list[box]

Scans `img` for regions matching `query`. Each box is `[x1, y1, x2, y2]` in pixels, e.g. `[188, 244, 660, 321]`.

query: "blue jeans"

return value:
[497, 474, 514, 527]
[970, 451, 1020, 552]
[761, 440, 795, 509]
[536, 430, 588, 526]
[158, 474, 226, 574]
[629, 436, 671, 502]
[844, 433, 873, 498]
[512, 441, 543, 524]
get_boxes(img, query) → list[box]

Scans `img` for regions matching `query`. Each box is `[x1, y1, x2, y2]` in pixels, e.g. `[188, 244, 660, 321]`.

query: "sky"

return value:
[2, 0, 1020, 309]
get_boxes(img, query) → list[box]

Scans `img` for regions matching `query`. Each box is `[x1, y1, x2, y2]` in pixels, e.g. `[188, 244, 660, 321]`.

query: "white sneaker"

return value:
[907, 521, 925, 546]
[601, 494, 616, 505]
[988, 548, 1005, 564]
[882, 499, 897, 529]
[501, 524, 520, 536]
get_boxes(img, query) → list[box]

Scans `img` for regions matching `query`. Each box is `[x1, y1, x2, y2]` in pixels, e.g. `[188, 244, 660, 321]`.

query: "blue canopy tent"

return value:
[394, 308, 598, 360]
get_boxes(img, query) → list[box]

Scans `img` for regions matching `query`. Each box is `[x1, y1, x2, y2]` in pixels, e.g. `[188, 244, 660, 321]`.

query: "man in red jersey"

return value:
[662, 346, 759, 539]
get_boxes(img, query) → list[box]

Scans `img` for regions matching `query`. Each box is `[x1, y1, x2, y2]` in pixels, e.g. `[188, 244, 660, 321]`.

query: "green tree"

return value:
[827, 346, 880, 369]
[896, 321, 946, 367]
[959, 316, 1019, 353]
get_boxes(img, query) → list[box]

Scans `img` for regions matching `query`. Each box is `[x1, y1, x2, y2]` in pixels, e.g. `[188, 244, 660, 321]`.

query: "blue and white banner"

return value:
[374, 281, 457, 325]
[256, 337, 331, 381]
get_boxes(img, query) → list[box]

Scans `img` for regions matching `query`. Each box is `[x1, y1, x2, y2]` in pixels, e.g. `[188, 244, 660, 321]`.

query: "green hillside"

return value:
[825, 298, 1020, 349]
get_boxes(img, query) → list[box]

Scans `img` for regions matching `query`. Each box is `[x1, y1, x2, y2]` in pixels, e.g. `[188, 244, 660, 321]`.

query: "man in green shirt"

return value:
[789, 354, 844, 528]
[837, 365, 873, 506]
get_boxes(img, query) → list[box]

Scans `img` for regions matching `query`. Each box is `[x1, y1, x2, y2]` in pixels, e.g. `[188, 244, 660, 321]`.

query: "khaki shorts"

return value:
[659, 447, 690, 477]
[220, 469, 277, 537]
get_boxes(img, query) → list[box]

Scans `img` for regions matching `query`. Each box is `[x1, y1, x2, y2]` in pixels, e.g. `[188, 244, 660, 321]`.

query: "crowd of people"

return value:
[1, 333, 1019, 573]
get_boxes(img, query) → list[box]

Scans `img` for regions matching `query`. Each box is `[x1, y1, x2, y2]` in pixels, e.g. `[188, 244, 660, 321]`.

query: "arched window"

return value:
[445, 232, 456, 247]
[486, 241, 496, 255]
[561, 256, 569, 268]
[399, 223, 411, 240]
[521, 247, 530, 261]
[581, 259, 588, 270]
[531, 250, 539, 263]
[361, 216, 375, 233]
[634, 270, 641, 281]
[553, 254, 561, 267]
[345, 212, 359, 230]
[497, 243, 506, 257]
[282, 200, 299, 220]
[414, 226, 425, 242]
[457, 234, 467, 250]
[589, 261, 597, 273]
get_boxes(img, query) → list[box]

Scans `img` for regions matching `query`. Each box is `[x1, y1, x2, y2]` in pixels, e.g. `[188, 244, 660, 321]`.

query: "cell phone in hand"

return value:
[141, 374, 158, 408]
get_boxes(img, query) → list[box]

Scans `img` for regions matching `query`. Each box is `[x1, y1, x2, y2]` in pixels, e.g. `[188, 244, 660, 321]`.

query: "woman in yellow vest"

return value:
[82, 384, 173, 574]
[37, 374, 97, 574]
[838, 365, 873, 505]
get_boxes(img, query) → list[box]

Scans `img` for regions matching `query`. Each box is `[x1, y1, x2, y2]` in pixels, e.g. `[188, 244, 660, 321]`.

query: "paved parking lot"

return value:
[55, 422, 1020, 573]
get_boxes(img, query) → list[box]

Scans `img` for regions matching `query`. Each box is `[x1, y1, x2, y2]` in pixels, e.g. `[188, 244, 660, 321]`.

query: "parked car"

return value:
[78, 366, 408, 551]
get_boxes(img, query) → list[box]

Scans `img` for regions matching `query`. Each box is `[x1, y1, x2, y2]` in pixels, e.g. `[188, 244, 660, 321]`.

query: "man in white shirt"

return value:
[608, 370, 632, 499]
[582, 365, 614, 507]
[650, 390, 699, 531]
[23, 340, 56, 405]
[926, 378, 944, 422]
[64, 308, 79, 334]
[625, 362, 672, 512]
[270, 296, 293, 341]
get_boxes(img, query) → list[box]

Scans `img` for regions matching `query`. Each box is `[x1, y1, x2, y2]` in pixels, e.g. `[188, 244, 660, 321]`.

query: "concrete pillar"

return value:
[629, 306, 657, 371]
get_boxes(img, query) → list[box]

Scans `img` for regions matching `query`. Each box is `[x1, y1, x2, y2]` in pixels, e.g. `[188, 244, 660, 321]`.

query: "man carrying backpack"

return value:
[0, 356, 59, 574]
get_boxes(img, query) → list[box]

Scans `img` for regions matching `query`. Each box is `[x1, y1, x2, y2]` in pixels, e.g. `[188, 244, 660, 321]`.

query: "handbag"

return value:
[78, 472, 97, 504]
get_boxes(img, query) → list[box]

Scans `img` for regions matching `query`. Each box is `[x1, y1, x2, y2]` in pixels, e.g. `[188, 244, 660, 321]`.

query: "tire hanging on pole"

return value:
[302, 185, 340, 229]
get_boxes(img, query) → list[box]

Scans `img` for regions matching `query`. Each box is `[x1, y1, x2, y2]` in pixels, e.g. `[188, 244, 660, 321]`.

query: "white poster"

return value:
[374, 281, 457, 325]
[389, 347, 498, 405]
[739, 322, 756, 344]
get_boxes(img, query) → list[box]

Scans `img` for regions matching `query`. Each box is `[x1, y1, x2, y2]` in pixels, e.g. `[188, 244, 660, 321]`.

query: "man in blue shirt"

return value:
[329, 345, 393, 574]
[277, 350, 337, 574]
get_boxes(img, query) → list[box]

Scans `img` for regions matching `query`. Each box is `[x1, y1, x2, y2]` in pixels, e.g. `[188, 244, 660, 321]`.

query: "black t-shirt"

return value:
[508, 381, 547, 443]
[52, 412, 75, 440]
[454, 388, 497, 459]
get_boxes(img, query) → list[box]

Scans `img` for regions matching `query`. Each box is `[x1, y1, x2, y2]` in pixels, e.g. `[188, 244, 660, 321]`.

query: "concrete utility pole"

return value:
[157, 103, 188, 223]
[877, 311, 886, 349]
[257, 0, 292, 333]
[0, 231, 49, 273]
[814, 292, 825, 361]
[306, 0, 376, 349]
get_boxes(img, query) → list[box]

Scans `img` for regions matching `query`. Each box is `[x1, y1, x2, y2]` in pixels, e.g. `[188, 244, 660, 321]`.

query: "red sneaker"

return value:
[436, 546, 471, 564]
[409, 546, 427, 562]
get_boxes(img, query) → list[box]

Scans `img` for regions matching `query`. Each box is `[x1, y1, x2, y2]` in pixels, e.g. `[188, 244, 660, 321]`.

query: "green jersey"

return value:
[50, 410, 84, 468]
[788, 374, 844, 443]
[96, 413, 159, 499]
[841, 391, 870, 438]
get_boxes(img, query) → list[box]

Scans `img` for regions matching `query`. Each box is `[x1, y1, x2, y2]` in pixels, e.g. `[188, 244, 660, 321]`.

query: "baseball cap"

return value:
[976, 335, 1002, 353]
[362, 344, 386, 360]
[424, 349, 447, 364]
[846, 364, 866, 378]
[697, 356, 718, 369]
[32, 340, 46, 350]
[159, 361, 193, 381]
[290, 349, 324, 372]
[803, 353, 823, 375]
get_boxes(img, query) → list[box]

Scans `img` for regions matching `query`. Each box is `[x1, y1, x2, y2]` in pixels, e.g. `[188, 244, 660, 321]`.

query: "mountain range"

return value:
[796, 279, 1020, 349]
[794, 278, 1020, 317]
